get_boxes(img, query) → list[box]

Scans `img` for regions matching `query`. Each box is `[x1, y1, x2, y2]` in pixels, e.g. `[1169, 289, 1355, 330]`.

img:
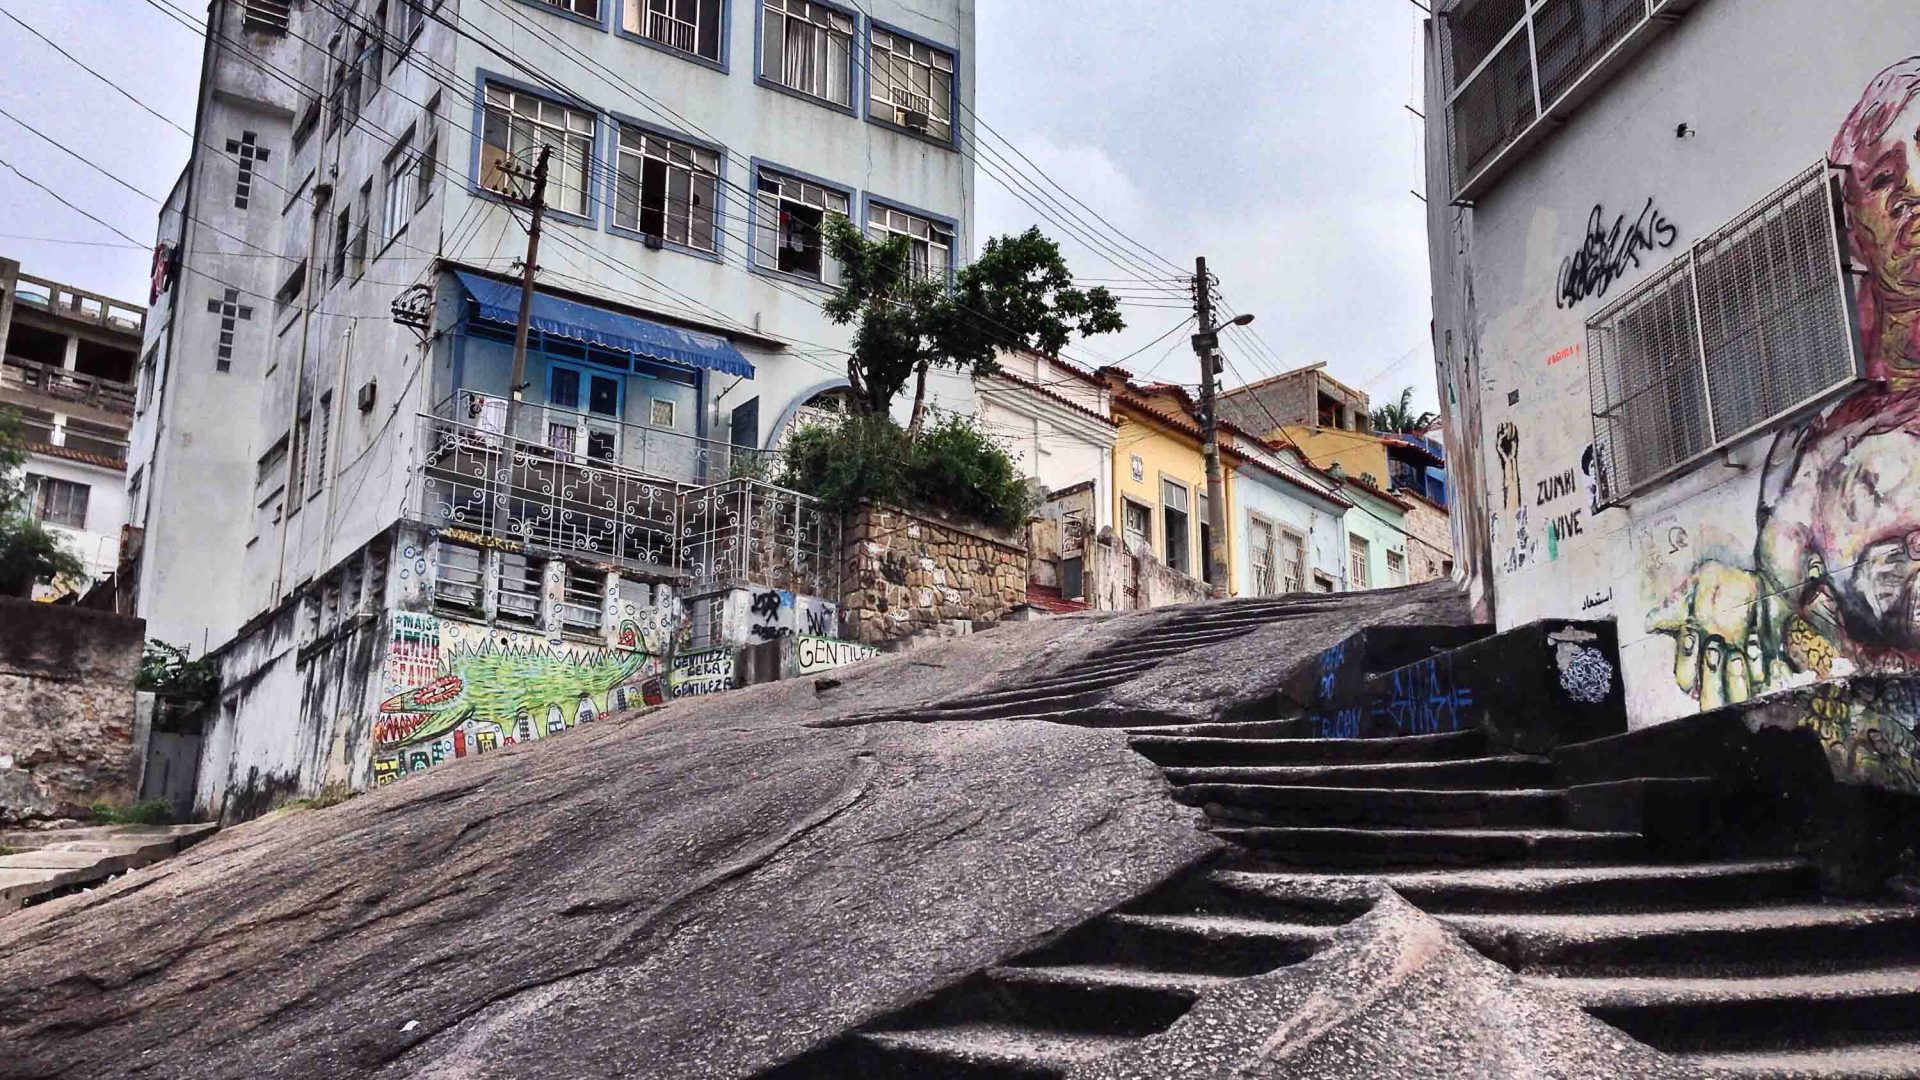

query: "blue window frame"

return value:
[606, 116, 727, 262]
[864, 20, 960, 150]
[506, 0, 610, 30]
[470, 72, 602, 228]
[617, 0, 729, 71]
[862, 193, 959, 285]
[747, 159, 854, 289]
[755, 0, 859, 115]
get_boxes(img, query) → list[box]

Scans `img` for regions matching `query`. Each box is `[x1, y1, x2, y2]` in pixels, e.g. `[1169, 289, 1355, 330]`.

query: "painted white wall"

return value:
[1426, 0, 1920, 727]
[1231, 463, 1344, 598]
[15, 454, 128, 588]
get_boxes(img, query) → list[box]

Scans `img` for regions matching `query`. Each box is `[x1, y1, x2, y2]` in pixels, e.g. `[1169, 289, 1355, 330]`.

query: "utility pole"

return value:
[502, 145, 553, 444]
[1192, 256, 1231, 599]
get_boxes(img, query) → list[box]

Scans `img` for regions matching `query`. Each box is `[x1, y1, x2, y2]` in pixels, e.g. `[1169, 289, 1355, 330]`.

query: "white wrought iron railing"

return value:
[409, 412, 838, 600]
[647, 9, 699, 53]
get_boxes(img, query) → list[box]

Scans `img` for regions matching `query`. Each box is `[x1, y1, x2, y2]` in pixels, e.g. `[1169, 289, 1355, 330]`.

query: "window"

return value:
[869, 27, 953, 141]
[351, 181, 372, 278]
[549, 367, 581, 409]
[381, 134, 417, 247]
[310, 392, 332, 497]
[1349, 534, 1371, 590]
[398, 0, 430, 41]
[1161, 478, 1190, 575]
[496, 553, 543, 623]
[625, 0, 722, 61]
[1387, 548, 1408, 587]
[290, 410, 310, 504]
[547, 420, 578, 458]
[1249, 517, 1275, 597]
[1587, 162, 1857, 504]
[292, 98, 320, 152]
[415, 118, 439, 208]
[538, 0, 601, 19]
[761, 0, 853, 106]
[650, 398, 676, 427]
[331, 207, 351, 283]
[136, 346, 158, 414]
[1122, 498, 1151, 553]
[30, 475, 88, 529]
[1313, 570, 1335, 593]
[560, 563, 602, 633]
[752, 168, 848, 282]
[435, 541, 484, 613]
[614, 128, 719, 251]
[480, 84, 595, 217]
[867, 203, 953, 281]
[1281, 530, 1305, 593]
[243, 0, 292, 34]
[1197, 493, 1216, 586]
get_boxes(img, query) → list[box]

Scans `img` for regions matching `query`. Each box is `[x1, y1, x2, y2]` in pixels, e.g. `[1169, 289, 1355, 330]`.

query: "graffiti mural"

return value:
[722, 586, 839, 644]
[1554, 198, 1680, 309]
[1646, 58, 1920, 762]
[669, 648, 735, 699]
[789, 635, 880, 677]
[372, 614, 665, 783]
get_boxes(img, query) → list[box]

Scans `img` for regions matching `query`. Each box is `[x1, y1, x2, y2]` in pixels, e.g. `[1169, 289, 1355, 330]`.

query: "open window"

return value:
[761, 0, 854, 106]
[1161, 478, 1190, 575]
[753, 168, 848, 283]
[615, 127, 719, 252]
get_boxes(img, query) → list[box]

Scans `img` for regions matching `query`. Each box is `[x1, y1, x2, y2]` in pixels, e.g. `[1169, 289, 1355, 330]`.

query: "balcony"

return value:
[2, 357, 136, 417]
[410, 411, 835, 597]
[9, 273, 144, 336]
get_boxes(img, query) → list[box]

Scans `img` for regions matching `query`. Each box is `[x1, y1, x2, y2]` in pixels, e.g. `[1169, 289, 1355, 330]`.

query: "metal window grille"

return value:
[496, 553, 543, 624]
[243, 0, 292, 34]
[1282, 532, 1305, 594]
[763, 0, 854, 106]
[628, 0, 720, 60]
[1250, 518, 1275, 597]
[1387, 549, 1408, 587]
[1439, 0, 1661, 198]
[1587, 161, 1859, 505]
[559, 564, 603, 632]
[434, 542, 484, 613]
[538, 0, 601, 19]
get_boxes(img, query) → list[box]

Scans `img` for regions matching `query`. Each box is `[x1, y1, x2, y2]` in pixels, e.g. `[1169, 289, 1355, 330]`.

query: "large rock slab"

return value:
[0, 614, 1217, 1080]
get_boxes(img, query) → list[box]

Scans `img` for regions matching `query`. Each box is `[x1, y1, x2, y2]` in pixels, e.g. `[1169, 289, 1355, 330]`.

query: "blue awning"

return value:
[453, 270, 754, 378]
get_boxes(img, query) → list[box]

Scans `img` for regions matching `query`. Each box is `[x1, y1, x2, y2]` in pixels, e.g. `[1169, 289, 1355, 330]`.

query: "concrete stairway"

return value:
[1161, 726, 1920, 1078]
[758, 864, 1370, 1078]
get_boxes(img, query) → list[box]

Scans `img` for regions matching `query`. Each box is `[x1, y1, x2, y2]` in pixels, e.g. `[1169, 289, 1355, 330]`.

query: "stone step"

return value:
[895, 689, 1121, 725]
[0, 823, 219, 911]
[1210, 826, 1646, 869]
[1019, 912, 1333, 978]
[1178, 784, 1566, 829]
[931, 667, 1154, 711]
[1163, 755, 1555, 791]
[1133, 729, 1489, 768]
[1535, 967, 1920, 1055]
[849, 1023, 1134, 1079]
[879, 962, 1205, 1042]
[1125, 868, 1376, 927]
[1672, 1041, 1920, 1079]
[1223, 859, 1820, 915]
[1119, 717, 1316, 739]
[1443, 905, 1920, 976]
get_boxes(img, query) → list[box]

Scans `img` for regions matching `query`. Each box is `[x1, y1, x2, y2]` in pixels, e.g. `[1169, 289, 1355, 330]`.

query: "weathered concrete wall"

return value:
[1080, 530, 1213, 612]
[0, 598, 144, 822]
[1425, 2, 1920, 747]
[840, 503, 1028, 645]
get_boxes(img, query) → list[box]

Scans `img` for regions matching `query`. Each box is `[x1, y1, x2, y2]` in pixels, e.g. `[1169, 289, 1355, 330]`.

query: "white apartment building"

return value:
[132, 0, 975, 817]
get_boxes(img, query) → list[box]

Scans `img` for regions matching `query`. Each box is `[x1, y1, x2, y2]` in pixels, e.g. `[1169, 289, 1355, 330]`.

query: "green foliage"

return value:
[776, 412, 1035, 530]
[138, 639, 218, 702]
[727, 447, 772, 482]
[89, 798, 174, 825]
[1370, 386, 1439, 435]
[821, 220, 1125, 417]
[0, 407, 86, 598]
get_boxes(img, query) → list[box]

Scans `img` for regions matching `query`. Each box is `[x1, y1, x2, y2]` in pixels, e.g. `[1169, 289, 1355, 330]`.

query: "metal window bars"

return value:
[677, 478, 838, 600]
[1586, 161, 1860, 506]
[647, 8, 698, 53]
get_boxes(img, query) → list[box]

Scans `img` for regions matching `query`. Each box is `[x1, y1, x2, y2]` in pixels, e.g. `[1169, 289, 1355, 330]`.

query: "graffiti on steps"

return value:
[1310, 706, 1362, 740]
[373, 614, 665, 783]
[1370, 655, 1474, 736]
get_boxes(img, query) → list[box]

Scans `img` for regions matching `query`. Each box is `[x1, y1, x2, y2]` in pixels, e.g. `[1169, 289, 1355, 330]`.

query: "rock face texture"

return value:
[0, 597, 145, 823]
[0, 614, 1214, 1080]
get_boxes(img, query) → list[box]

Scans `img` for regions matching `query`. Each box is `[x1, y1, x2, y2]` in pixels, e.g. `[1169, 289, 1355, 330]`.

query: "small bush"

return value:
[775, 412, 1034, 531]
[138, 640, 217, 702]
[90, 798, 174, 825]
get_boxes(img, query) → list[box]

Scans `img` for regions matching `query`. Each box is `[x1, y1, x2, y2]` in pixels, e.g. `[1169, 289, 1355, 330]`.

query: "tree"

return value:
[1370, 386, 1439, 435]
[0, 408, 85, 598]
[821, 220, 1125, 434]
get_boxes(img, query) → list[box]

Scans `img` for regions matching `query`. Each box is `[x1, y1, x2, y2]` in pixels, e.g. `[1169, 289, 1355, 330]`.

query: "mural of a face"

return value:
[1834, 56, 1920, 383]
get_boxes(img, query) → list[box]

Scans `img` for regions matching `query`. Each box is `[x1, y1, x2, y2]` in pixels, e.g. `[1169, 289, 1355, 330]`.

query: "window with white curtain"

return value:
[867, 202, 953, 281]
[762, 0, 854, 106]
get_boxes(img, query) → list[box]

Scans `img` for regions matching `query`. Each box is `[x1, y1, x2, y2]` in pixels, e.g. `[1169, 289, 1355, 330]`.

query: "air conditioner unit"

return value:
[643, 233, 665, 251]
[903, 110, 931, 133]
[356, 378, 377, 413]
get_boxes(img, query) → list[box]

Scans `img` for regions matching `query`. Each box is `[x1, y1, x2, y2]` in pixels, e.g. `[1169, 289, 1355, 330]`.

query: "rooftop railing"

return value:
[1, 356, 137, 416]
[9, 273, 145, 335]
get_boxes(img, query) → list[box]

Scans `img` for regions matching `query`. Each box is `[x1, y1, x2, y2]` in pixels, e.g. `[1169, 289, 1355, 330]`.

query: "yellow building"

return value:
[1100, 375, 1239, 594]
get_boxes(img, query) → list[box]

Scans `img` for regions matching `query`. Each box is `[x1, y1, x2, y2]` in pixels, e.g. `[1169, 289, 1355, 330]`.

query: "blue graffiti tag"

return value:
[1372, 656, 1475, 736]
[1315, 641, 1348, 703]
[1311, 707, 1363, 740]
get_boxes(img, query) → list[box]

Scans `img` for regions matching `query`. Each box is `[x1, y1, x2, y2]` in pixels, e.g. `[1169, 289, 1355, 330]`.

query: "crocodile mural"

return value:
[372, 613, 667, 783]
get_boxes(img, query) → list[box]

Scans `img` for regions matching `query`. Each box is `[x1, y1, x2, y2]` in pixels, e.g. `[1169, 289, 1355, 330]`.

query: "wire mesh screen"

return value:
[1694, 164, 1856, 443]
[1442, 0, 1528, 91]
[1449, 30, 1538, 188]
[1531, 0, 1646, 105]
[1587, 162, 1859, 504]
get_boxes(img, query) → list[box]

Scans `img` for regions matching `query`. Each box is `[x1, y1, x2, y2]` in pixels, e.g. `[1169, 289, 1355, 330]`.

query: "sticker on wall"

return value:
[1130, 455, 1145, 482]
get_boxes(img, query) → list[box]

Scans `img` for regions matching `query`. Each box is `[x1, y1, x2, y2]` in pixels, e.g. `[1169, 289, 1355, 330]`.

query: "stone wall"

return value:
[0, 597, 146, 822]
[841, 503, 1029, 645]
[1399, 497, 1455, 584]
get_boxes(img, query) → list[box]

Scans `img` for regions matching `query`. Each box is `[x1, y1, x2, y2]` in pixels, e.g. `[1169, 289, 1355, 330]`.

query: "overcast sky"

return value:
[0, 0, 1436, 413]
